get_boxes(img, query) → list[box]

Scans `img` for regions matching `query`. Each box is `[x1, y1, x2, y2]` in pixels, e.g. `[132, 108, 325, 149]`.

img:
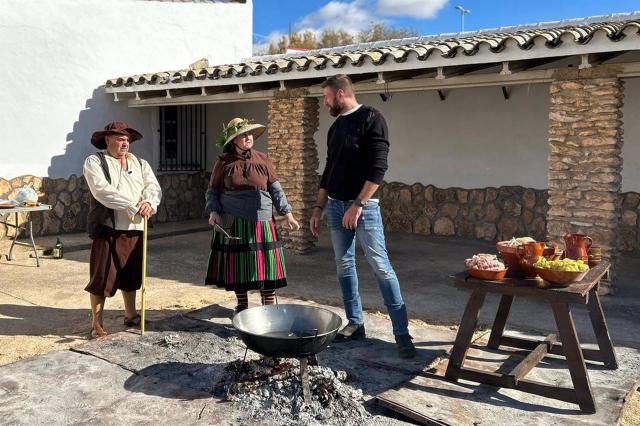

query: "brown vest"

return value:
[87, 152, 142, 239]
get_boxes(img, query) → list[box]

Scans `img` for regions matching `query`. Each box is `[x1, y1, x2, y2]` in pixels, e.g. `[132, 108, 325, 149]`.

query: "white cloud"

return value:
[252, 30, 286, 56]
[376, 0, 449, 19]
[296, 0, 382, 35]
[253, 0, 450, 54]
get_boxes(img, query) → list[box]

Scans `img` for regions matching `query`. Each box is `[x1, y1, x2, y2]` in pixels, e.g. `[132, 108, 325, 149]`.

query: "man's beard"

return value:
[329, 100, 344, 117]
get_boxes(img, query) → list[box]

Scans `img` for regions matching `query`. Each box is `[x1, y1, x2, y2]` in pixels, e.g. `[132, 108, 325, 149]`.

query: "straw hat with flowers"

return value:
[216, 118, 265, 149]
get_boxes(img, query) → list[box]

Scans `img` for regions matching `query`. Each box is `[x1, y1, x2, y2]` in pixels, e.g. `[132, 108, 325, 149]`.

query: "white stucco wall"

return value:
[0, 0, 252, 179]
[315, 85, 551, 189]
[217, 86, 551, 189]
[622, 78, 640, 193]
[204, 80, 640, 193]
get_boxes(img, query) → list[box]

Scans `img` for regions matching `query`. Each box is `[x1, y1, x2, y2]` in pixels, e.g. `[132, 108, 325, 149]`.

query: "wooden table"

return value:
[0, 204, 52, 267]
[446, 262, 617, 413]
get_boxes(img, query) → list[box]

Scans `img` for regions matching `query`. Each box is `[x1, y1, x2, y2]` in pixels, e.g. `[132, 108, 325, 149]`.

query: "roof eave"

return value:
[105, 32, 640, 95]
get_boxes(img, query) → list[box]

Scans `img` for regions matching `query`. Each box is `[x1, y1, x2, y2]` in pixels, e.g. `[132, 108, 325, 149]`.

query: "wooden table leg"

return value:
[551, 302, 596, 413]
[445, 290, 486, 381]
[488, 295, 514, 349]
[587, 287, 618, 369]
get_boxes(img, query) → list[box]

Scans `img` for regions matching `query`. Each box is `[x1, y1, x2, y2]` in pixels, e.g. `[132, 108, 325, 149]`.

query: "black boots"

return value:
[395, 334, 416, 359]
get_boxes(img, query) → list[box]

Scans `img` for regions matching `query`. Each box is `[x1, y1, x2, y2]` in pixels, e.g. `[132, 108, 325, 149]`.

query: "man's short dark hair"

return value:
[321, 74, 355, 95]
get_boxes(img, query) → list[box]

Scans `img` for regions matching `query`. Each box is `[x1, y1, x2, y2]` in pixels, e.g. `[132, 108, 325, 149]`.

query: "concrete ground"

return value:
[0, 219, 639, 424]
[10, 218, 639, 344]
[0, 298, 452, 425]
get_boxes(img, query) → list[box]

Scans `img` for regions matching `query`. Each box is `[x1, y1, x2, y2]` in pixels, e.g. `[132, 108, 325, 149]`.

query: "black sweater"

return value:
[320, 106, 389, 201]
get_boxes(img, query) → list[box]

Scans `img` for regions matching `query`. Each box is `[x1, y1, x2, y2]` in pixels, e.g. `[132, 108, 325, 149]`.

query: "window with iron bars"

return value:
[159, 105, 207, 172]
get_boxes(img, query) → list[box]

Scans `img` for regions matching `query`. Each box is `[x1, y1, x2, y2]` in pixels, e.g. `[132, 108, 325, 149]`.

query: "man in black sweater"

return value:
[310, 74, 415, 359]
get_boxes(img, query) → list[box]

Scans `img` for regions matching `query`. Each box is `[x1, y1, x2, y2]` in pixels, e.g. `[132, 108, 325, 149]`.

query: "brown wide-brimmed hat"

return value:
[91, 121, 143, 149]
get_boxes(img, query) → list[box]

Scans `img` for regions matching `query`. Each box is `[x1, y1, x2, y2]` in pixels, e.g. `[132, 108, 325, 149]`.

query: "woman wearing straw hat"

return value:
[205, 118, 299, 313]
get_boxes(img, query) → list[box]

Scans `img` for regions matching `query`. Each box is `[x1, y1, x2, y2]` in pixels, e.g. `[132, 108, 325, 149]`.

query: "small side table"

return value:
[446, 262, 616, 413]
[0, 204, 52, 267]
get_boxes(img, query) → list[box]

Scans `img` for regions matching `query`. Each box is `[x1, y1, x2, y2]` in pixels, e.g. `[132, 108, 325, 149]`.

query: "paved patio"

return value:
[0, 219, 639, 424]
[1, 296, 637, 425]
[6, 218, 640, 343]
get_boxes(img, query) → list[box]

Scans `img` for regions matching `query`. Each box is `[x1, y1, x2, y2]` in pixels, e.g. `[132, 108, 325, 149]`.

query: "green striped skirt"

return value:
[205, 216, 287, 292]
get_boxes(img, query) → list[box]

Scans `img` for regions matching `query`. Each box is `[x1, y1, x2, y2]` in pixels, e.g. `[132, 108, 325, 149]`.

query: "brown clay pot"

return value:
[496, 242, 522, 272]
[588, 245, 602, 268]
[517, 242, 545, 278]
[563, 233, 593, 262]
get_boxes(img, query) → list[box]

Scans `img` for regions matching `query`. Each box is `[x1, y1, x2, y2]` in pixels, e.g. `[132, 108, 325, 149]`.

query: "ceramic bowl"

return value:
[467, 268, 509, 281]
[534, 267, 588, 286]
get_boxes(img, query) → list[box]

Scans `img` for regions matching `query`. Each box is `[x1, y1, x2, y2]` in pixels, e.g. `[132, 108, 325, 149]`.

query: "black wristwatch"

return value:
[354, 198, 367, 208]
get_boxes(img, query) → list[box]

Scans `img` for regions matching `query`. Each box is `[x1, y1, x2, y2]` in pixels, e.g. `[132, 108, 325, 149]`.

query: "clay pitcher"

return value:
[517, 242, 545, 278]
[563, 234, 592, 262]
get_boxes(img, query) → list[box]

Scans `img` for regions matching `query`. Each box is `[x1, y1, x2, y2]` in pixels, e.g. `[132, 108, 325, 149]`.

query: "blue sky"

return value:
[253, 0, 640, 52]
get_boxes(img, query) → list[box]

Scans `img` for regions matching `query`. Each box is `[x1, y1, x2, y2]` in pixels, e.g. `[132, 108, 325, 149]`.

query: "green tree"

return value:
[262, 23, 418, 55]
[290, 30, 318, 50]
[357, 23, 418, 43]
[265, 35, 288, 55]
[319, 29, 355, 48]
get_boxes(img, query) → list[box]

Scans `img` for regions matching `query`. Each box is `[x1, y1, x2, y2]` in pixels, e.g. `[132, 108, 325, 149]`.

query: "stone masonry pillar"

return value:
[547, 67, 624, 292]
[267, 91, 319, 254]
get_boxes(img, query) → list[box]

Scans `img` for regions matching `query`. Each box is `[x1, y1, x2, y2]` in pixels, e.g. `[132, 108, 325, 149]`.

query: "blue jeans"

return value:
[327, 199, 409, 336]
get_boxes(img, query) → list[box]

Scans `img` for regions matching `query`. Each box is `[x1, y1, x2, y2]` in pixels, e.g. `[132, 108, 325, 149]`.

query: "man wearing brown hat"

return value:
[83, 122, 162, 338]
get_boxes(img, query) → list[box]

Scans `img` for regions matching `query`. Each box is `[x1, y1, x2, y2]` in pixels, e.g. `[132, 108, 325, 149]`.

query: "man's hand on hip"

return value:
[137, 201, 154, 218]
[342, 204, 362, 230]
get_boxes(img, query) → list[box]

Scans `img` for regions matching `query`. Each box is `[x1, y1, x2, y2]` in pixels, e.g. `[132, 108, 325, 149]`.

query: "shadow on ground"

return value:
[0, 303, 196, 337]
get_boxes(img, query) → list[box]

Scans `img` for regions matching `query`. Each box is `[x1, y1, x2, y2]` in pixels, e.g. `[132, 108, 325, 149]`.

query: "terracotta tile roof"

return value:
[106, 13, 640, 90]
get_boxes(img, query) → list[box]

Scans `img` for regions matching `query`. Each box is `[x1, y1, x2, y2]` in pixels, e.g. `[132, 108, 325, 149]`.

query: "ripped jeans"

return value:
[327, 199, 409, 336]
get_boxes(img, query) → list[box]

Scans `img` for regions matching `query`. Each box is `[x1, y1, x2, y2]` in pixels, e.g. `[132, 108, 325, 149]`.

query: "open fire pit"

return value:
[213, 357, 368, 425]
[232, 304, 343, 403]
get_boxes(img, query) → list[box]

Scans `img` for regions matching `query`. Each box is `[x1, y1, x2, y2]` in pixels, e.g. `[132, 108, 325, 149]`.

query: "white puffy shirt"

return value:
[83, 152, 162, 231]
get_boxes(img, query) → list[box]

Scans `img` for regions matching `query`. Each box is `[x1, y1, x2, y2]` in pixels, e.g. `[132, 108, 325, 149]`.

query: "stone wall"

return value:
[620, 192, 640, 251]
[546, 69, 625, 285]
[379, 182, 549, 242]
[267, 92, 320, 254]
[0, 175, 91, 238]
[0, 173, 209, 239]
[378, 181, 640, 251]
[154, 173, 209, 223]
[3, 172, 639, 254]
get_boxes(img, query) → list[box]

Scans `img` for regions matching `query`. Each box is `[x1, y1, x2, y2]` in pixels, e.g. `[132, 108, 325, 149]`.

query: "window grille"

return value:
[159, 105, 207, 172]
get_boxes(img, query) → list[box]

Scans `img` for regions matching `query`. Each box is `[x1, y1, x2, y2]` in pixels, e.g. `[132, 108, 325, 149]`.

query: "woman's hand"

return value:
[284, 213, 300, 231]
[209, 212, 221, 227]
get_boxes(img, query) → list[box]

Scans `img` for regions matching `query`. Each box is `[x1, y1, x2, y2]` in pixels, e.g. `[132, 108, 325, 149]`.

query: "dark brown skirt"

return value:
[85, 228, 143, 297]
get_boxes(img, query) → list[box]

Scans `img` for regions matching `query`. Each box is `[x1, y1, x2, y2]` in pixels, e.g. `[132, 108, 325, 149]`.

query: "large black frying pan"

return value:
[232, 304, 342, 358]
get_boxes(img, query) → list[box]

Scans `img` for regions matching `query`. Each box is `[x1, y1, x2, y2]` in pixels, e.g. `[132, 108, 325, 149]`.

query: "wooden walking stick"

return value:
[141, 216, 148, 335]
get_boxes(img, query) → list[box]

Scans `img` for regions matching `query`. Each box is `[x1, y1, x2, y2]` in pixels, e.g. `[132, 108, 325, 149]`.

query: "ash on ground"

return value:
[157, 334, 184, 348]
[213, 357, 369, 425]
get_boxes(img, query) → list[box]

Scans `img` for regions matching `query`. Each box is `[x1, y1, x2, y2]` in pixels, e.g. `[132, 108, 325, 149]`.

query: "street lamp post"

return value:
[455, 5, 471, 33]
